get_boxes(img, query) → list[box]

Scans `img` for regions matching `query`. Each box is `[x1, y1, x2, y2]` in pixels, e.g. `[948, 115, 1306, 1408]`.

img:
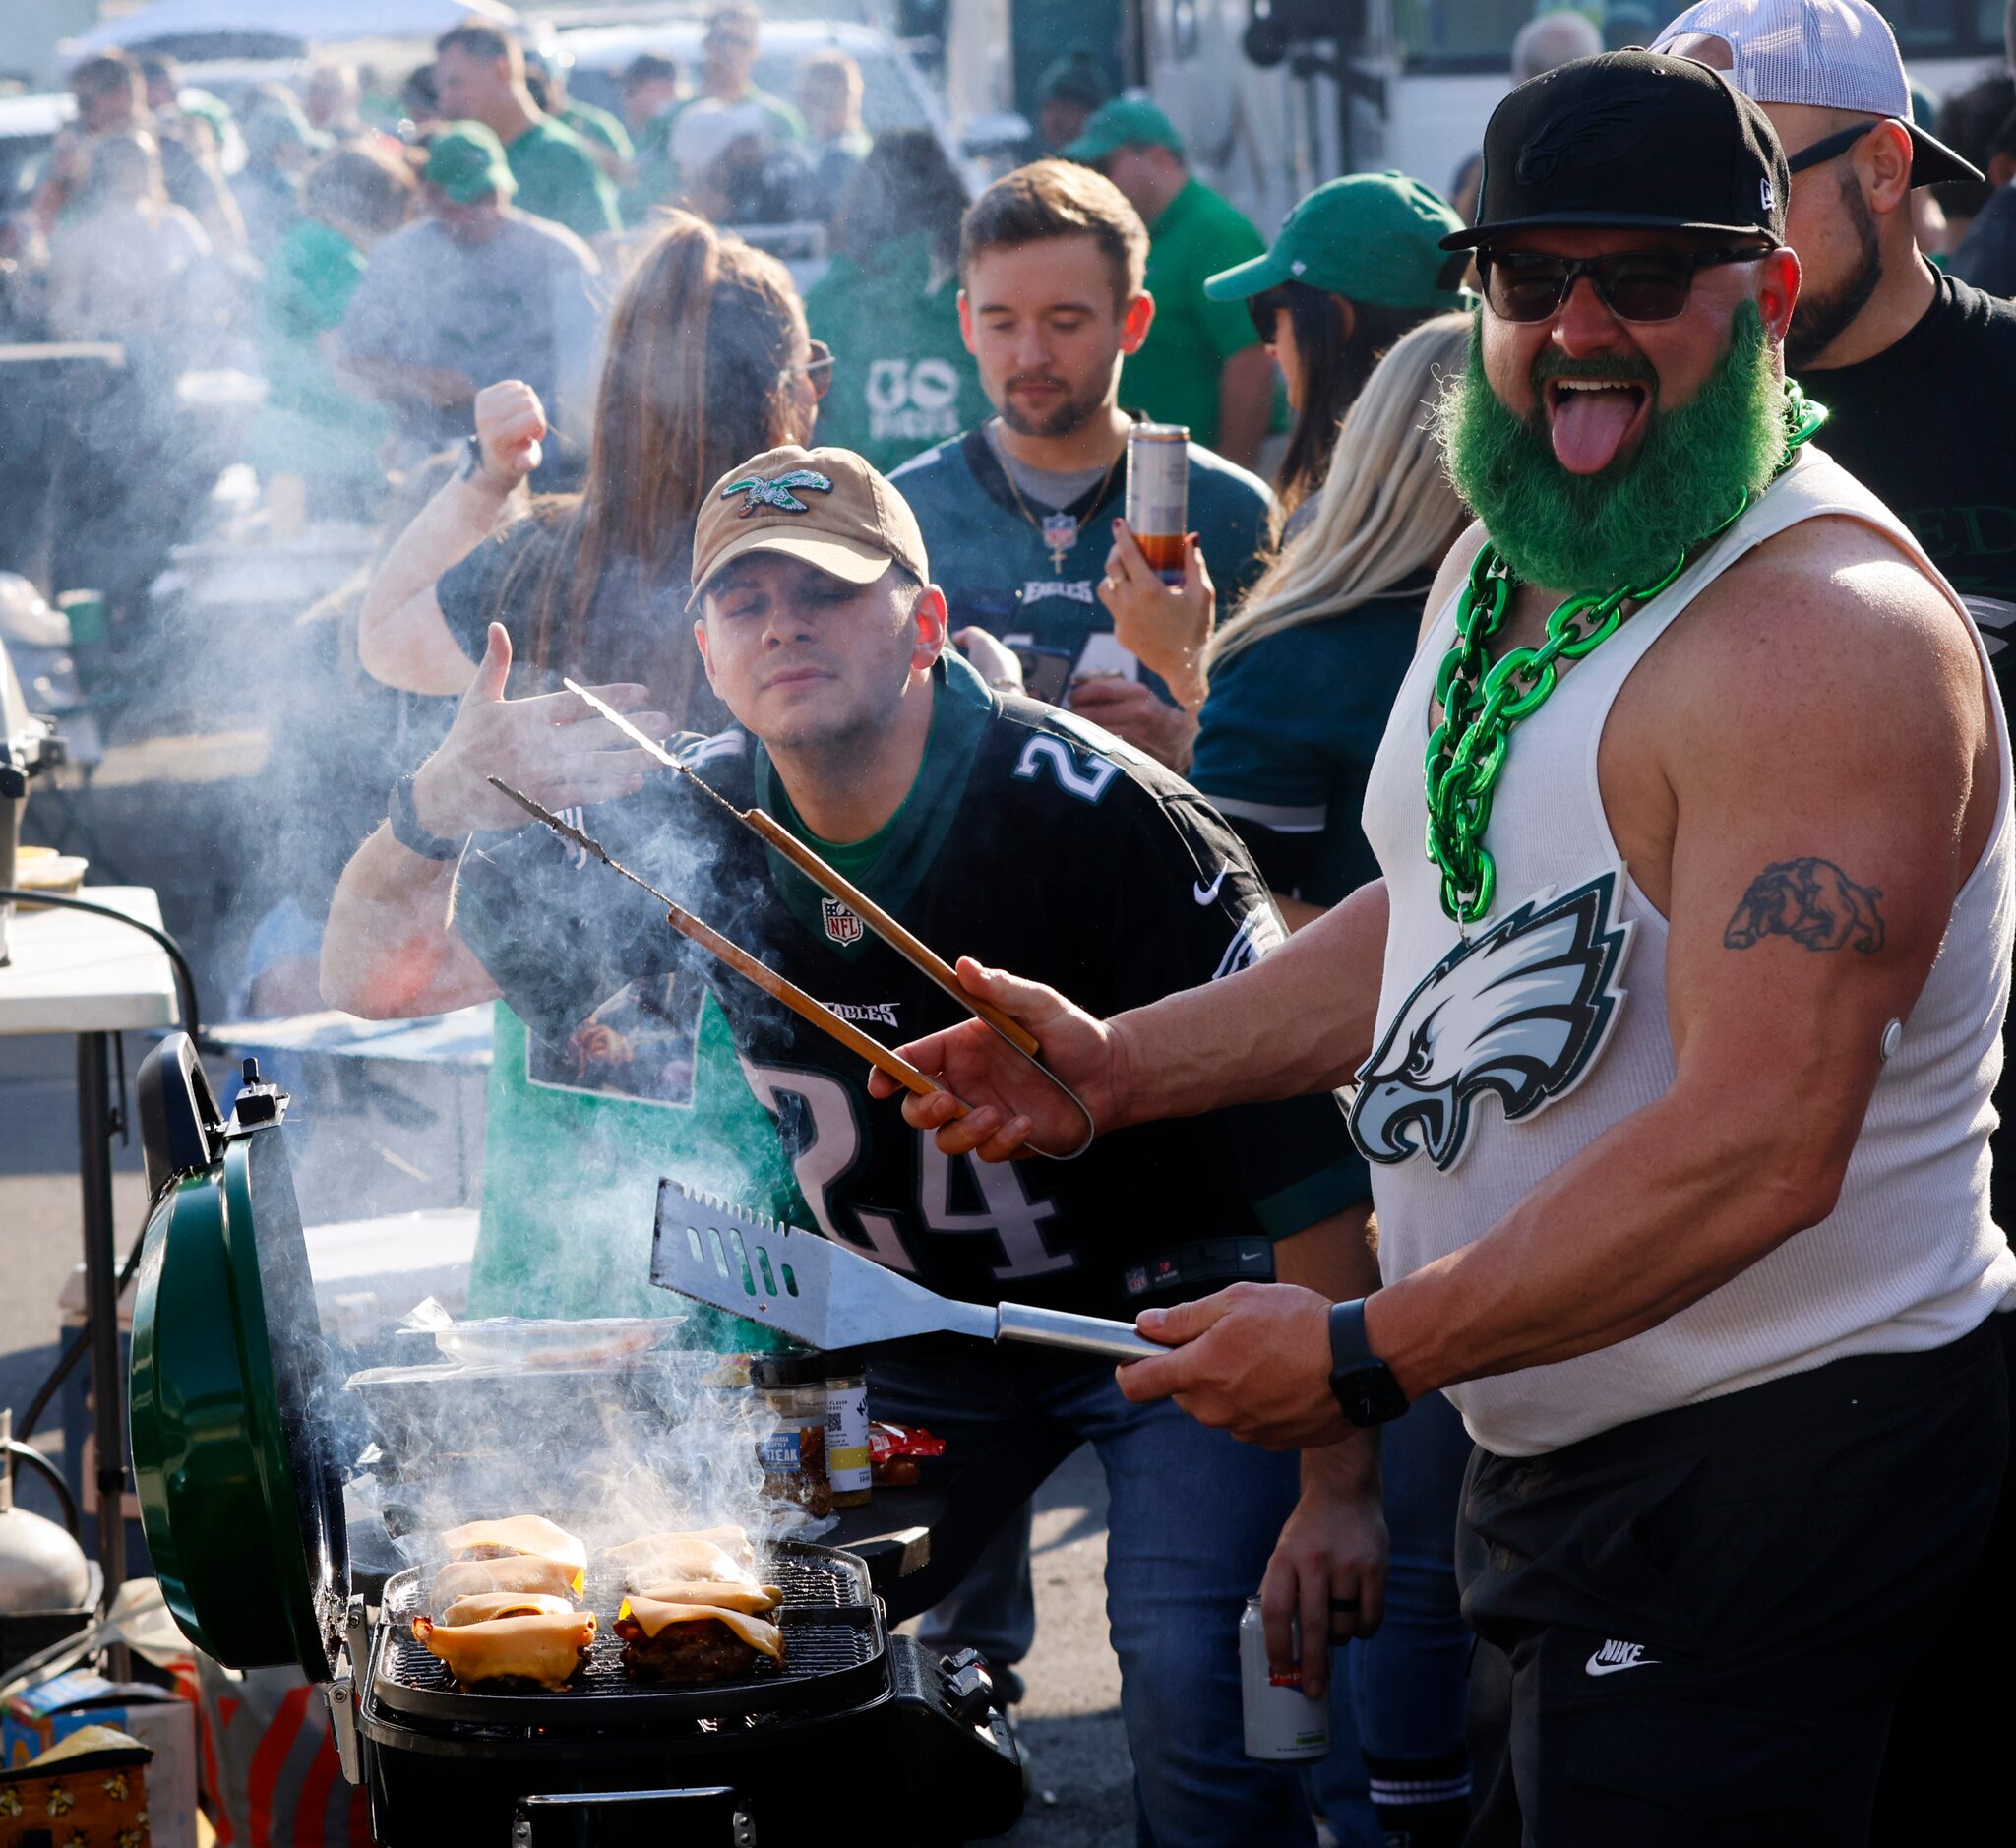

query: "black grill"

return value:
[372, 1541, 886, 1728]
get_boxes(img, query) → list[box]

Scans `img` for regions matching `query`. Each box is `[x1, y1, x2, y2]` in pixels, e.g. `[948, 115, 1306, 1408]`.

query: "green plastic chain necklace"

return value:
[1424, 380, 1827, 927]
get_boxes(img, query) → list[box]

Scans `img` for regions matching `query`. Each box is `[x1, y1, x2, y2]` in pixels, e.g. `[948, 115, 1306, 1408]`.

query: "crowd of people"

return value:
[16, 0, 2016, 1842]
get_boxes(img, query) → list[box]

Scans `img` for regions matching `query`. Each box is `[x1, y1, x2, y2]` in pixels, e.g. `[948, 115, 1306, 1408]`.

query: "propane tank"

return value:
[0, 1411, 91, 1613]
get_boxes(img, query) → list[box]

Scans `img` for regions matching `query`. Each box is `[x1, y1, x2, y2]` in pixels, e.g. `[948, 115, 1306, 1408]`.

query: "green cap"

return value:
[1064, 95, 1185, 164]
[423, 122, 516, 206]
[1203, 171, 1474, 310]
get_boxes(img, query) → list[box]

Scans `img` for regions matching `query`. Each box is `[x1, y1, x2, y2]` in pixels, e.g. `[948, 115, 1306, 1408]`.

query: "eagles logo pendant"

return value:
[1042, 513, 1077, 573]
[1349, 870, 1631, 1171]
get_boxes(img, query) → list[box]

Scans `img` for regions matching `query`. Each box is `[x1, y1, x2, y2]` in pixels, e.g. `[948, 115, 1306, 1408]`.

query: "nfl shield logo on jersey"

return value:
[823, 898, 865, 945]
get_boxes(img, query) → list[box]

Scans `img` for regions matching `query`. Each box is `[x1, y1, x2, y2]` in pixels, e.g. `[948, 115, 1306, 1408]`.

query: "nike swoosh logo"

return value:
[1584, 1653, 1659, 1677]
[1192, 866, 1228, 905]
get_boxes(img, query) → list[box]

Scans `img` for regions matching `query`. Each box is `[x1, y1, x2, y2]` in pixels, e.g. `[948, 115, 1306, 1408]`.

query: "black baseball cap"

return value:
[1442, 49, 1789, 252]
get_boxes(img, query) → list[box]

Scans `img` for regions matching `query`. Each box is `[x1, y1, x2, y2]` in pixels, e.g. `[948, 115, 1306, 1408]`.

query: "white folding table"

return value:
[0, 886, 180, 1600]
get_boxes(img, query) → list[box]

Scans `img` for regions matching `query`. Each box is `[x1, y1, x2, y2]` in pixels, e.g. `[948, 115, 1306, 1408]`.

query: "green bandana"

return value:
[1438, 301, 1787, 594]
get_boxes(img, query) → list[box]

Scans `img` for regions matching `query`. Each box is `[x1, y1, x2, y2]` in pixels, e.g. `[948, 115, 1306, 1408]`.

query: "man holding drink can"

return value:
[888, 159, 1272, 770]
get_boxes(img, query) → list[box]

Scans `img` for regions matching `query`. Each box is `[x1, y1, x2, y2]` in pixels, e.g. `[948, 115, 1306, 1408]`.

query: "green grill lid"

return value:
[130, 1067, 348, 1680]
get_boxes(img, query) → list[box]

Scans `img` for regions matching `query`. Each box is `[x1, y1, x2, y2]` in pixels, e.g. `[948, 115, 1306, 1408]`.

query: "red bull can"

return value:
[1126, 423, 1190, 584]
[1239, 1594, 1331, 1760]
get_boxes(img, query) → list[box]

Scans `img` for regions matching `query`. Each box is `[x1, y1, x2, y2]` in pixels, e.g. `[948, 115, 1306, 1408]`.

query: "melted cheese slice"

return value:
[411, 1609, 597, 1690]
[631, 1578, 782, 1615]
[616, 1597, 784, 1659]
[604, 1532, 760, 1590]
[432, 1556, 581, 1608]
[436, 1592, 576, 1626]
[441, 1515, 587, 1573]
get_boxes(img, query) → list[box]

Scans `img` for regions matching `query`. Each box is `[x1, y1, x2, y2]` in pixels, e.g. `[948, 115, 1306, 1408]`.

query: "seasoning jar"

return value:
[823, 1349, 872, 1509]
[751, 1350, 831, 1517]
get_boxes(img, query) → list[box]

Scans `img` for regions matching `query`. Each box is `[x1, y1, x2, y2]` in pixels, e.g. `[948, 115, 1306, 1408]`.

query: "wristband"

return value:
[389, 770, 466, 862]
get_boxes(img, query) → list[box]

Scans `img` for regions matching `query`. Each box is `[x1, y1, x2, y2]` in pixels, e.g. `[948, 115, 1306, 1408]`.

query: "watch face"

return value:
[1338, 1363, 1409, 1427]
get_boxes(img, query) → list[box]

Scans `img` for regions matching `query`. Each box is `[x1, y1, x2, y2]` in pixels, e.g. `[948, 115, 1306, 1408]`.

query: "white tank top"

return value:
[1359, 447, 2016, 1456]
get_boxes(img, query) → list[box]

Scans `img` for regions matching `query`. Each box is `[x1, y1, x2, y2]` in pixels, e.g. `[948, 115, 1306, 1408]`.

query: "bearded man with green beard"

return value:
[871, 50, 2016, 1843]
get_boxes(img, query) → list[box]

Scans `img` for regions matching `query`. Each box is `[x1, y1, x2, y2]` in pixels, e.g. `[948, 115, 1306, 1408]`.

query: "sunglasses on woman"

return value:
[793, 339, 835, 400]
[1245, 287, 1289, 344]
[1477, 245, 1776, 324]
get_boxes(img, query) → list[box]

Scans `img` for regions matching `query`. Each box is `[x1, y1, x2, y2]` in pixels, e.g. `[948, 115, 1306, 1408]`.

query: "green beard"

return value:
[1438, 302, 1787, 593]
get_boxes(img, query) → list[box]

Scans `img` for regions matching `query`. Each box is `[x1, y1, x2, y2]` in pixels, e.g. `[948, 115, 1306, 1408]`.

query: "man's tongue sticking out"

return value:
[1550, 382, 1644, 475]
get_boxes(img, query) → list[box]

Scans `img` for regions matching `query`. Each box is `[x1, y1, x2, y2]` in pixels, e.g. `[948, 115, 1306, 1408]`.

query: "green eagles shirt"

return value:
[507, 116, 623, 240]
[889, 421, 1272, 698]
[561, 98, 634, 163]
[254, 216, 387, 480]
[470, 990, 797, 1348]
[1122, 179, 1267, 447]
[1189, 593, 1428, 908]
[803, 234, 989, 473]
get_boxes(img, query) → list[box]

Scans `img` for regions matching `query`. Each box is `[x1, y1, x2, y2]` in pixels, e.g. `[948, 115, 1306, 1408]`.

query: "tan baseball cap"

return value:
[687, 445, 931, 610]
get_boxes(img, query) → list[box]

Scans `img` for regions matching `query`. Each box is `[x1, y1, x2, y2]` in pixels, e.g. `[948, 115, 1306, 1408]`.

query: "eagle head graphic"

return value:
[1350, 873, 1631, 1172]
[1514, 94, 1656, 186]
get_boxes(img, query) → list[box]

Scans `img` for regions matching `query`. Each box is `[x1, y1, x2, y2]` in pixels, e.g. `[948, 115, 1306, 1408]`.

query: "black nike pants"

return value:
[1459, 1317, 2007, 1848]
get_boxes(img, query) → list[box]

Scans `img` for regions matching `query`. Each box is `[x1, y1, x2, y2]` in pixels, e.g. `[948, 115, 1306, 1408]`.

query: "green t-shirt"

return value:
[803, 233, 989, 474]
[469, 992, 798, 1346]
[507, 116, 623, 240]
[561, 98, 634, 163]
[253, 216, 388, 479]
[1121, 179, 1266, 447]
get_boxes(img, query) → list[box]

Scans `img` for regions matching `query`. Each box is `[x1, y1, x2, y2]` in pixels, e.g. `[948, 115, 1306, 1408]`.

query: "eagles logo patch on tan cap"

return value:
[689, 445, 932, 608]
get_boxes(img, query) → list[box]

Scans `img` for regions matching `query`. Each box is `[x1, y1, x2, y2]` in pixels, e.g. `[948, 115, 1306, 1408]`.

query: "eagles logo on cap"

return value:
[1514, 94, 1655, 186]
[720, 468, 833, 516]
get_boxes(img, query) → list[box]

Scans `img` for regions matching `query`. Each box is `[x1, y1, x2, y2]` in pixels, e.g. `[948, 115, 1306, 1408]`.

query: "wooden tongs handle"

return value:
[747, 811, 1042, 1056]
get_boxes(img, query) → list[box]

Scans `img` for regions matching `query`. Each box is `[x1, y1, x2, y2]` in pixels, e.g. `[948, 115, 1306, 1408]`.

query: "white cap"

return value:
[672, 97, 774, 178]
[1652, 0, 1982, 184]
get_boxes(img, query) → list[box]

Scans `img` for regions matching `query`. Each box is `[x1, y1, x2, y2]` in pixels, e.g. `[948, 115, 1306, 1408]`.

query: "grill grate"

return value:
[370, 1541, 886, 1729]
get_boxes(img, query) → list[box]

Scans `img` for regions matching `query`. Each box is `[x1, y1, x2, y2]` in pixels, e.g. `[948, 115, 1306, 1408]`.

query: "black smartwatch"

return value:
[389, 770, 466, 862]
[1328, 1296, 1409, 1427]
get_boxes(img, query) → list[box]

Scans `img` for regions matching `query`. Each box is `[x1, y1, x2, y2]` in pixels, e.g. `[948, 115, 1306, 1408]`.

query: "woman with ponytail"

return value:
[348, 210, 823, 1324]
[357, 208, 825, 728]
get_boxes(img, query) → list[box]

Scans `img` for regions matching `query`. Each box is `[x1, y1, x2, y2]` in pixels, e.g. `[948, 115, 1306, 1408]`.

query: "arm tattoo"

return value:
[1724, 858, 1886, 955]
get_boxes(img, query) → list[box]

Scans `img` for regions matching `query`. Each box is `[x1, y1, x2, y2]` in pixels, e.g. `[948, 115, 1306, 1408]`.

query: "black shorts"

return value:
[1460, 1316, 2009, 1847]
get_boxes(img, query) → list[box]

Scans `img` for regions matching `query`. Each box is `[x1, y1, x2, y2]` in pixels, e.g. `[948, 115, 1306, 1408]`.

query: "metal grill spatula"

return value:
[652, 1180, 1163, 1363]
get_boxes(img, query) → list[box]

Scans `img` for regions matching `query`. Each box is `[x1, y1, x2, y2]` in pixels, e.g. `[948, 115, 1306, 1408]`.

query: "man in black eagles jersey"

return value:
[321, 444, 1372, 1848]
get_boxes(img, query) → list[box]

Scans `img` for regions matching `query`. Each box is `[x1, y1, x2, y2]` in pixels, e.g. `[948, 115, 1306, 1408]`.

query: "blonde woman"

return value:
[1101, 313, 1471, 926]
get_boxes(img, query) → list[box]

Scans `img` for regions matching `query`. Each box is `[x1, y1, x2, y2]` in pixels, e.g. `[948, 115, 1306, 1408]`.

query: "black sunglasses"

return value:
[1786, 119, 1881, 175]
[1245, 286, 1289, 344]
[1478, 245, 1774, 323]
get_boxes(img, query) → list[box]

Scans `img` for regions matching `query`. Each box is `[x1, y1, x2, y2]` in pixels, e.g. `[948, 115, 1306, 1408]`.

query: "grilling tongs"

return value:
[654, 1180, 1163, 1363]
[564, 683, 1096, 1160]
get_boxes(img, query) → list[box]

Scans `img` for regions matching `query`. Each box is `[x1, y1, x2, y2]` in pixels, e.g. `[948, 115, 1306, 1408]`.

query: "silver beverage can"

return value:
[1239, 1594, 1331, 1760]
[1125, 423, 1191, 585]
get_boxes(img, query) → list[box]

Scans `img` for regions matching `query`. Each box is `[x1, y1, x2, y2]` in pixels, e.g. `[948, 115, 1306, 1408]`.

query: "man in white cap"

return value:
[1651, 3, 2016, 635]
[1654, 9, 2016, 1823]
